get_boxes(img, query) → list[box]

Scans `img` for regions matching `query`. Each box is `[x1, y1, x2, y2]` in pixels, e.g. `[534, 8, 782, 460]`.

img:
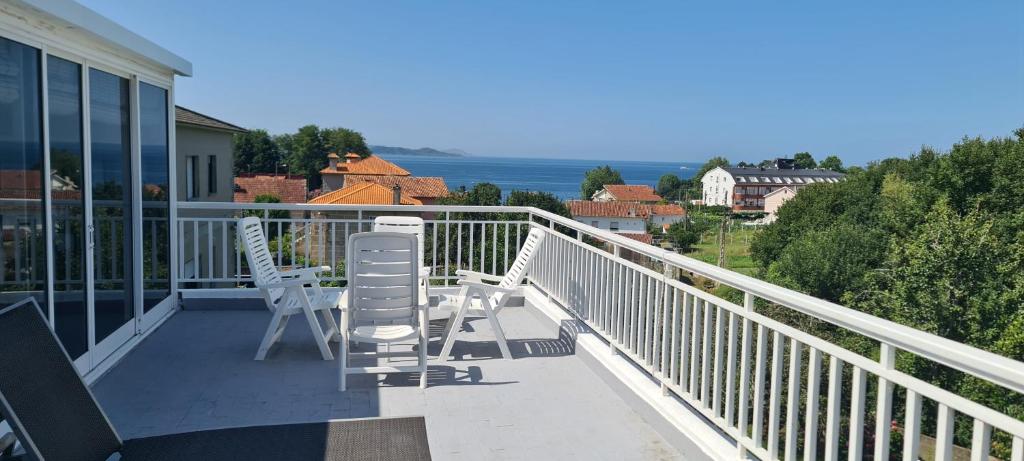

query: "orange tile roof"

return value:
[319, 154, 410, 176]
[649, 204, 685, 216]
[621, 233, 653, 245]
[234, 174, 308, 204]
[342, 175, 449, 198]
[308, 182, 422, 205]
[602, 184, 662, 202]
[567, 200, 651, 218]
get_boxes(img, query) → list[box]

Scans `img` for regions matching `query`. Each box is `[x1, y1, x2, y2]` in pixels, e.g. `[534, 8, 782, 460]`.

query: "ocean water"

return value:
[377, 154, 702, 201]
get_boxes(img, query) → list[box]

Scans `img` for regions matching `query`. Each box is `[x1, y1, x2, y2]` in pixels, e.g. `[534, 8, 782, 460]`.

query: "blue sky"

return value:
[81, 0, 1023, 164]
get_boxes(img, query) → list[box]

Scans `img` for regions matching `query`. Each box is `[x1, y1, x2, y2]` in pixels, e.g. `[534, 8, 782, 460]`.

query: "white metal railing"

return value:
[176, 202, 1024, 461]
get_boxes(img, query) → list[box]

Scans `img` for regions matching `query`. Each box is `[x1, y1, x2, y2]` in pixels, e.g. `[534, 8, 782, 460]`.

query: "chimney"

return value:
[327, 152, 340, 170]
[345, 152, 361, 164]
[392, 184, 402, 205]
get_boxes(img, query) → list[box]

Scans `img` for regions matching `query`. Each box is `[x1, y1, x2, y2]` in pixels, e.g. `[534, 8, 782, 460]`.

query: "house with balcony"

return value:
[701, 160, 844, 212]
[1, 2, 1022, 461]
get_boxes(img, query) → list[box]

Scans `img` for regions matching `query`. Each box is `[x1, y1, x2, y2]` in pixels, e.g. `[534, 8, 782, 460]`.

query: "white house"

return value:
[700, 160, 844, 212]
[567, 201, 686, 243]
[0, 0, 190, 376]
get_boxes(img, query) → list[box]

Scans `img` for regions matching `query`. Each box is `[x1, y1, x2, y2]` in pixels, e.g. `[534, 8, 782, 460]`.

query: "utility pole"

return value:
[717, 218, 727, 269]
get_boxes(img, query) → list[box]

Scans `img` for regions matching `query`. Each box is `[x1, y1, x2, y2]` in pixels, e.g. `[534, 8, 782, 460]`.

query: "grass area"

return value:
[682, 223, 759, 277]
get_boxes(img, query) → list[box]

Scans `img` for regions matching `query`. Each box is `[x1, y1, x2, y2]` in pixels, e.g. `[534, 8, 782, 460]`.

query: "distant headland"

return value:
[369, 145, 468, 157]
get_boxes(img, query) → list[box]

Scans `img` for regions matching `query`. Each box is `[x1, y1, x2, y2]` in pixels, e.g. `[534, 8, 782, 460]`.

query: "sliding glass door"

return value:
[88, 68, 135, 352]
[139, 82, 172, 325]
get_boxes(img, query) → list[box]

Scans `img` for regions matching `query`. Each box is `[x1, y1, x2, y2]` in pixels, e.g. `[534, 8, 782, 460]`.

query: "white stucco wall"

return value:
[574, 217, 646, 233]
[701, 167, 735, 206]
[764, 187, 797, 222]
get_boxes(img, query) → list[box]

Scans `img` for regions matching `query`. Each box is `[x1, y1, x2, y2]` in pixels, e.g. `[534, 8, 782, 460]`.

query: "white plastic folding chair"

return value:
[436, 227, 546, 361]
[339, 232, 429, 391]
[238, 216, 341, 360]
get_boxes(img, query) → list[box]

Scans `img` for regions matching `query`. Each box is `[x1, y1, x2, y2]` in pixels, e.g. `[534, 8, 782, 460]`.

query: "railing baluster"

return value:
[804, 347, 822, 461]
[767, 331, 784, 460]
[456, 222, 462, 273]
[701, 300, 713, 407]
[220, 221, 228, 280]
[824, 356, 843, 461]
[903, 389, 922, 461]
[1012, 437, 1024, 461]
[738, 293, 754, 457]
[875, 343, 896, 461]
[669, 288, 682, 388]
[848, 366, 867, 461]
[970, 419, 991, 461]
[936, 404, 955, 461]
[503, 222, 509, 273]
[679, 292, 692, 391]
[724, 311, 738, 427]
[689, 296, 702, 395]
[712, 306, 725, 417]
[752, 324, 769, 449]
[784, 339, 802, 461]
[491, 222, 497, 275]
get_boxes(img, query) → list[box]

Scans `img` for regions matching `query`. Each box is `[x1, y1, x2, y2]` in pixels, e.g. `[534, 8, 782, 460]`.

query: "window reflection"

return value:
[0, 37, 46, 310]
[140, 82, 170, 312]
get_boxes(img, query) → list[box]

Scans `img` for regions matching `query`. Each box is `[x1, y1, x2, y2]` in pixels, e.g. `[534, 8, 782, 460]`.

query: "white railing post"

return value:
[874, 343, 896, 461]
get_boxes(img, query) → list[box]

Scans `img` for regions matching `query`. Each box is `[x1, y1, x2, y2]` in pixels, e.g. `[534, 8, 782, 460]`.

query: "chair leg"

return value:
[338, 332, 347, 392]
[481, 297, 512, 360]
[255, 307, 287, 360]
[439, 310, 458, 346]
[301, 300, 333, 361]
[438, 296, 472, 362]
[419, 307, 429, 389]
[319, 308, 341, 342]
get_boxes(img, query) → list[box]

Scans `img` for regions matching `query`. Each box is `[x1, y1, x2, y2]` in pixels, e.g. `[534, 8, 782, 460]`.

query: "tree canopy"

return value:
[792, 152, 816, 169]
[819, 155, 844, 172]
[693, 156, 730, 181]
[232, 125, 370, 190]
[233, 129, 280, 175]
[580, 165, 624, 199]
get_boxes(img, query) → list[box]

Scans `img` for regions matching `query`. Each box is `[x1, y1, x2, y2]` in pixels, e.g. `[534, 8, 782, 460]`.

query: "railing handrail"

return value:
[177, 201, 1024, 395]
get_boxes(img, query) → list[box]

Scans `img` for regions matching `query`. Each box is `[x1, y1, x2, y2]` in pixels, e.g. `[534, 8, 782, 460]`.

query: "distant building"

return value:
[233, 173, 308, 204]
[175, 106, 246, 203]
[592, 184, 662, 204]
[763, 187, 797, 223]
[319, 153, 410, 193]
[308, 182, 422, 206]
[701, 159, 844, 212]
[566, 201, 686, 244]
[342, 175, 448, 205]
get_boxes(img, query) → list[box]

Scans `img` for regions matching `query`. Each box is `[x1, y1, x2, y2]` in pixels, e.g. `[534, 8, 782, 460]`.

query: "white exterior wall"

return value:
[764, 187, 797, 223]
[701, 167, 735, 207]
[591, 189, 614, 201]
[575, 216, 646, 233]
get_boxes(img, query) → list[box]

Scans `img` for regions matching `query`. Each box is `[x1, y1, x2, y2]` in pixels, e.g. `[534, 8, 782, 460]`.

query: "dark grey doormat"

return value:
[119, 417, 431, 461]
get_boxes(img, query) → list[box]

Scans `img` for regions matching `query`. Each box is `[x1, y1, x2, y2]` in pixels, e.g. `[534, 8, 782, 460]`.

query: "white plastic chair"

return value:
[373, 216, 432, 292]
[339, 232, 429, 391]
[437, 227, 546, 361]
[238, 216, 341, 360]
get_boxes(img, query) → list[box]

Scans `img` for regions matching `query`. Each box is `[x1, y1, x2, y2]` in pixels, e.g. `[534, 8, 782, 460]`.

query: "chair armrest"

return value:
[280, 266, 331, 280]
[419, 267, 432, 278]
[454, 269, 503, 283]
[456, 279, 516, 293]
[259, 278, 309, 289]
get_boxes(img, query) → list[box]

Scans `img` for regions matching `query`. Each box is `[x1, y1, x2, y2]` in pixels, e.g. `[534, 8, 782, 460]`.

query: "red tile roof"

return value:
[234, 174, 308, 204]
[319, 154, 410, 176]
[602, 184, 662, 202]
[649, 204, 685, 216]
[567, 200, 651, 218]
[342, 175, 448, 199]
[621, 233, 653, 245]
[308, 182, 421, 205]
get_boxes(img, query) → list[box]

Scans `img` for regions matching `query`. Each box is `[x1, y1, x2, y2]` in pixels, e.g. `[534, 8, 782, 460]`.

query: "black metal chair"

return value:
[0, 298, 431, 461]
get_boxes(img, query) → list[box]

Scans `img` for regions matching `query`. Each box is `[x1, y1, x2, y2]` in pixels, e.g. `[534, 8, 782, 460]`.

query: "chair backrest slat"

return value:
[238, 217, 285, 305]
[373, 216, 425, 268]
[348, 232, 420, 324]
[0, 298, 122, 461]
[498, 228, 546, 290]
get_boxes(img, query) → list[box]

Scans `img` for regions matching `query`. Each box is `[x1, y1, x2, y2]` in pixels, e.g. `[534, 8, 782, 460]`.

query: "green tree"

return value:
[285, 125, 327, 189]
[321, 127, 371, 158]
[693, 156, 730, 181]
[666, 220, 705, 250]
[656, 173, 684, 199]
[505, 190, 570, 218]
[580, 165, 624, 199]
[765, 222, 885, 301]
[468, 183, 502, 206]
[793, 152, 817, 169]
[818, 155, 844, 172]
[233, 129, 280, 174]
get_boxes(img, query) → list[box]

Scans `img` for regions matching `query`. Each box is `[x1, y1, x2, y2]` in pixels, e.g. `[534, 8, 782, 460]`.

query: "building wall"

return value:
[651, 215, 685, 228]
[574, 217, 646, 233]
[764, 188, 797, 222]
[591, 189, 614, 201]
[175, 124, 234, 202]
[701, 168, 734, 207]
[322, 174, 345, 193]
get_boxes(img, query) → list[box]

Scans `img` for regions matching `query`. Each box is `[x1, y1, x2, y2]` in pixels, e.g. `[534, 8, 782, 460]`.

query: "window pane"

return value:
[140, 82, 169, 312]
[48, 54, 87, 359]
[89, 68, 133, 343]
[0, 37, 45, 310]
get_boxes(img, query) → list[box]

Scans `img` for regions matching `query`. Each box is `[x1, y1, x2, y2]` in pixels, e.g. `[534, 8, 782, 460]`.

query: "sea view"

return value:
[377, 154, 703, 200]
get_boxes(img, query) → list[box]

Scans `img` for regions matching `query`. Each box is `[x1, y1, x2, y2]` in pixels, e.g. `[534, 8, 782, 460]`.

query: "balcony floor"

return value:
[92, 299, 684, 460]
